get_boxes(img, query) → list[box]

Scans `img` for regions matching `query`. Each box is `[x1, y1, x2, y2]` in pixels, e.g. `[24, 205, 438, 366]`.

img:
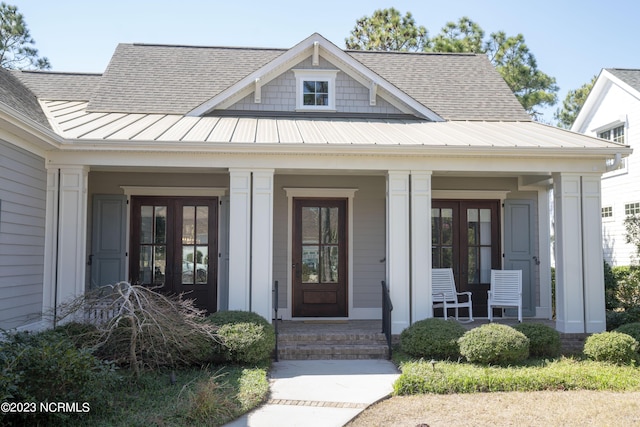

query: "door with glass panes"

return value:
[130, 197, 217, 313]
[432, 200, 500, 317]
[292, 198, 347, 317]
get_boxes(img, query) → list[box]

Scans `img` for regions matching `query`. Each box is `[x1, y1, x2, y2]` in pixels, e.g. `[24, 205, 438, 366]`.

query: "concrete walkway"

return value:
[224, 359, 400, 427]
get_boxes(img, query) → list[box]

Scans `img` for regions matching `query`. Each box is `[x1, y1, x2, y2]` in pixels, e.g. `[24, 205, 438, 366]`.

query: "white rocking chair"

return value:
[488, 269, 522, 322]
[432, 268, 473, 322]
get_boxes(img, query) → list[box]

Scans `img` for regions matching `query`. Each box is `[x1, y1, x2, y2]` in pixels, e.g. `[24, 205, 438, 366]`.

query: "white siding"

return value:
[0, 140, 46, 329]
[581, 83, 640, 266]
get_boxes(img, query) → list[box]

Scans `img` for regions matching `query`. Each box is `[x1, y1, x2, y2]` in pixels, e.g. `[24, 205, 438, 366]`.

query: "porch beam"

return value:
[251, 169, 274, 321]
[228, 169, 252, 311]
[387, 171, 410, 334]
[411, 171, 432, 322]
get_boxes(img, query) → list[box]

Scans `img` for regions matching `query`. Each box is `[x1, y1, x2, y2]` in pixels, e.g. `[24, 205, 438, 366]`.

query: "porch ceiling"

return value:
[41, 101, 630, 157]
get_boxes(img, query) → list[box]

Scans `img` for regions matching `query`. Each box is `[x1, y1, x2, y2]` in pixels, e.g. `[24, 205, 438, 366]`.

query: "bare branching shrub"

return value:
[56, 282, 219, 374]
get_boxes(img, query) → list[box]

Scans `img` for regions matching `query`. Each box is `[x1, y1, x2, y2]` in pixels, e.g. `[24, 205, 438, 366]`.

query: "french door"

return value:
[129, 196, 218, 313]
[292, 198, 348, 317]
[432, 200, 501, 317]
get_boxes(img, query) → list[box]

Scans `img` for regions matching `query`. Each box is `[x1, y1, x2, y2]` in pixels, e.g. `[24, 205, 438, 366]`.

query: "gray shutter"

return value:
[504, 199, 536, 317]
[90, 195, 127, 288]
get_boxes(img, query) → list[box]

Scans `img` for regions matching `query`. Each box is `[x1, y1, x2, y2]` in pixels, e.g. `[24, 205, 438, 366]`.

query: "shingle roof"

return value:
[79, 41, 528, 121]
[607, 68, 640, 94]
[349, 50, 529, 121]
[87, 43, 285, 114]
[0, 67, 49, 128]
[11, 70, 102, 101]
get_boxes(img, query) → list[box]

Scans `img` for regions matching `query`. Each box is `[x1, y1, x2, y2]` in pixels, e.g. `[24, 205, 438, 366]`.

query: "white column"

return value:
[582, 174, 606, 333]
[228, 169, 252, 311]
[387, 171, 410, 333]
[251, 169, 274, 321]
[553, 173, 585, 333]
[49, 166, 89, 312]
[42, 168, 60, 326]
[537, 188, 553, 319]
[411, 171, 432, 321]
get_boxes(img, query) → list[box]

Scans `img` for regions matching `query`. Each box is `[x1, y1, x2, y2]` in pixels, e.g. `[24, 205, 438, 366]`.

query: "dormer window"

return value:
[293, 69, 338, 111]
[304, 81, 329, 106]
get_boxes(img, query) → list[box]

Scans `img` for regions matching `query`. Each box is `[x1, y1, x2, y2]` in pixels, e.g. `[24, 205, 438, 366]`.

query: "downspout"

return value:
[606, 153, 622, 172]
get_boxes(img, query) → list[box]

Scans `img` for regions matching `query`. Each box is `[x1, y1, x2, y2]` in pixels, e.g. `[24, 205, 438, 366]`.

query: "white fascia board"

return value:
[571, 70, 609, 133]
[571, 69, 640, 133]
[604, 69, 640, 102]
[52, 136, 631, 158]
[187, 33, 443, 121]
[0, 103, 62, 155]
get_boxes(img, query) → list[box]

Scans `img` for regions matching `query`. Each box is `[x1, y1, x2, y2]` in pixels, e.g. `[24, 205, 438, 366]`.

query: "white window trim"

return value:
[601, 205, 614, 222]
[591, 118, 626, 135]
[292, 69, 338, 112]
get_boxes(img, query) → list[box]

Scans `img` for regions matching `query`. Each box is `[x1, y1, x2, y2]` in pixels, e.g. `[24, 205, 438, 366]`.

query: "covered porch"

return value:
[43, 157, 604, 335]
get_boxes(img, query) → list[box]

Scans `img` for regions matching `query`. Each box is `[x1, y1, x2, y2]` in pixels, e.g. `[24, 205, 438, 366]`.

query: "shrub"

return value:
[400, 318, 466, 360]
[615, 322, 640, 347]
[206, 311, 275, 365]
[583, 331, 638, 365]
[607, 307, 640, 330]
[513, 323, 561, 358]
[54, 321, 100, 348]
[0, 330, 118, 424]
[458, 323, 529, 365]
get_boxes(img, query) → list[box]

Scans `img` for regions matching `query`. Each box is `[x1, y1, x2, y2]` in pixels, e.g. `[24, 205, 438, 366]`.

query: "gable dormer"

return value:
[187, 33, 442, 121]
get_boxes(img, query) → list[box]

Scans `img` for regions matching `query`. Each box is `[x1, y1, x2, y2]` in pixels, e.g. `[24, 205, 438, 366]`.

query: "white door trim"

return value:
[283, 187, 358, 320]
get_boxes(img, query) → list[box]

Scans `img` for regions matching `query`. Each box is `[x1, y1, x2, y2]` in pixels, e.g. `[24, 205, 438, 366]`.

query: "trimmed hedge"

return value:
[400, 318, 466, 360]
[206, 310, 275, 365]
[458, 324, 529, 365]
[513, 323, 561, 358]
[583, 331, 638, 365]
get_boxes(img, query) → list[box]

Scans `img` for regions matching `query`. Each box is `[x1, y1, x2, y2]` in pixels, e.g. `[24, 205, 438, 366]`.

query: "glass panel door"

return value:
[293, 199, 347, 317]
[432, 200, 500, 317]
[130, 197, 217, 312]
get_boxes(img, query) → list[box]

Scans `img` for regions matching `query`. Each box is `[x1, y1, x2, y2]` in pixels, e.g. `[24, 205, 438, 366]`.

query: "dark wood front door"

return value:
[130, 196, 218, 313]
[292, 198, 347, 317]
[432, 200, 501, 317]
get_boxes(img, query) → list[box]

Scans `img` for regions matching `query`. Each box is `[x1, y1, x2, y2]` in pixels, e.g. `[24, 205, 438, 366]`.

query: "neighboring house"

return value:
[0, 33, 630, 334]
[572, 68, 640, 266]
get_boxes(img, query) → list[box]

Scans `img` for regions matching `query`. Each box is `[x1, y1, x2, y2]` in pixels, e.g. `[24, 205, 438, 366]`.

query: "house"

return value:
[0, 33, 630, 334]
[572, 68, 640, 266]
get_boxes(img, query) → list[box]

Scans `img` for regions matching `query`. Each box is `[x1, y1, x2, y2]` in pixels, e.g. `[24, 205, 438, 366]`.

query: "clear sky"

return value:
[9, 0, 638, 123]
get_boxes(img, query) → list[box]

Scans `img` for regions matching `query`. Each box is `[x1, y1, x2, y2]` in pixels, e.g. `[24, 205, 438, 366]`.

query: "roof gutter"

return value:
[0, 102, 63, 152]
[606, 152, 622, 172]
